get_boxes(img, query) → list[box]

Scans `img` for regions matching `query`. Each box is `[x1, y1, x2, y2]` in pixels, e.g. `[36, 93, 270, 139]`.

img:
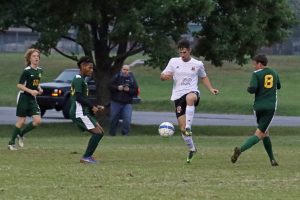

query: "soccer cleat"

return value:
[186, 149, 197, 163]
[231, 147, 241, 163]
[182, 128, 192, 136]
[80, 156, 97, 164]
[17, 135, 24, 148]
[8, 144, 18, 151]
[271, 160, 279, 166]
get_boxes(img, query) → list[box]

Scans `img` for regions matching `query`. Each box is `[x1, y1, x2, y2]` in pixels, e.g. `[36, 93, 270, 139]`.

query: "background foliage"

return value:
[0, 0, 296, 104]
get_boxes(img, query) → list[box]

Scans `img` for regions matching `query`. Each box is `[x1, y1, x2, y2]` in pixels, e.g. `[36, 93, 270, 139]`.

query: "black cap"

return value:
[77, 56, 93, 67]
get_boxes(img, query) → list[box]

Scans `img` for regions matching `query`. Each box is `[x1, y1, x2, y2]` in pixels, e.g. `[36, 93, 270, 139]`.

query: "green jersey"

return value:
[19, 66, 43, 97]
[248, 68, 281, 111]
[69, 74, 91, 118]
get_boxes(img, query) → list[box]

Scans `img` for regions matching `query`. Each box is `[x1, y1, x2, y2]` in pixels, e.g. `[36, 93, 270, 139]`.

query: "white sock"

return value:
[181, 134, 196, 151]
[185, 105, 195, 130]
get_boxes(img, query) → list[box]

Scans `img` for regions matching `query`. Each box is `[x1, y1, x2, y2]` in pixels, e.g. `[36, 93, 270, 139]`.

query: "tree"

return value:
[195, 0, 297, 66]
[0, 0, 296, 104]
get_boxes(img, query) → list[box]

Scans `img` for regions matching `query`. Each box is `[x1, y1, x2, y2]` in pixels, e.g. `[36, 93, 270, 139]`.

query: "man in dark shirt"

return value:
[109, 65, 138, 136]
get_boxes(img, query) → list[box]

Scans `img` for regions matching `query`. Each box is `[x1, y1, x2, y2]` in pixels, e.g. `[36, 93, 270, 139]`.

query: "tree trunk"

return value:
[94, 69, 111, 107]
[93, 55, 113, 124]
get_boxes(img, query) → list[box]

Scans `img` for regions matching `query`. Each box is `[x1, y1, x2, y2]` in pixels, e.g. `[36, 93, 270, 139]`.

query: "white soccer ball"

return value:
[158, 122, 175, 137]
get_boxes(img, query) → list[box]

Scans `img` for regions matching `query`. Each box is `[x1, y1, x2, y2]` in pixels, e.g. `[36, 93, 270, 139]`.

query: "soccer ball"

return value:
[158, 122, 175, 137]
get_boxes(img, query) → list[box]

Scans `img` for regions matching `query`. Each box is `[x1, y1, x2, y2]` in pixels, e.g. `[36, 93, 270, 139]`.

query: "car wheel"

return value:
[40, 108, 46, 117]
[62, 98, 71, 119]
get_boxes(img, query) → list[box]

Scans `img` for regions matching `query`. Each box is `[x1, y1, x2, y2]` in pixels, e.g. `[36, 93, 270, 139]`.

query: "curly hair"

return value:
[24, 48, 40, 66]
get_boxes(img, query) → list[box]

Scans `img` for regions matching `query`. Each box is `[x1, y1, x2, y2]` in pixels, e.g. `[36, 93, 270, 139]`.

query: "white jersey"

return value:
[162, 57, 207, 100]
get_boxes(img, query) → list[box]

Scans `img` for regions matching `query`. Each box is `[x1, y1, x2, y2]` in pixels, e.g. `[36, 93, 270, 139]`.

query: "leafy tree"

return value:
[195, 0, 297, 65]
[0, 0, 296, 104]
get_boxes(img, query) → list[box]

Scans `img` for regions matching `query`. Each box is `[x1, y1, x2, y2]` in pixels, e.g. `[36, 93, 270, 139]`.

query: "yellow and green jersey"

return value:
[69, 74, 91, 118]
[19, 66, 43, 96]
[248, 68, 281, 111]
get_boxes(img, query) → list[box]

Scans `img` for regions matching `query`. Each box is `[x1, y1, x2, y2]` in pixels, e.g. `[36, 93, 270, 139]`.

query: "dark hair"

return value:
[77, 56, 93, 68]
[177, 39, 190, 49]
[252, 54, 268, 66]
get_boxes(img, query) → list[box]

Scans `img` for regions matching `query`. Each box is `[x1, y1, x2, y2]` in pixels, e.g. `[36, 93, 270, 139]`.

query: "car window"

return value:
[54, 70, 79, 83]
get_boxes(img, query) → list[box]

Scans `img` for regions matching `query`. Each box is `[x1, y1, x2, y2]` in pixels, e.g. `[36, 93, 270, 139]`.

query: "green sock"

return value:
[263, 137, 275, 161]
[240, 135, 260, 152]
[83, 134, 103, 158]
[9, 127, 21, 145]
[21, 122, 36, 136]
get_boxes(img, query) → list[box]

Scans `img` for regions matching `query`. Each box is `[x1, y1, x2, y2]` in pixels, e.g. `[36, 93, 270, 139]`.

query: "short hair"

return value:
[24, 48, 40, 66]
[177, 39, 190, 49]
[77, 56, 93, 68]
[252, 54, 268, 66]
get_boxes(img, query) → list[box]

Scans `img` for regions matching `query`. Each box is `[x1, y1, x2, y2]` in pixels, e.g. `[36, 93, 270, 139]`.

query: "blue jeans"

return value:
[109, 100, 132, 136]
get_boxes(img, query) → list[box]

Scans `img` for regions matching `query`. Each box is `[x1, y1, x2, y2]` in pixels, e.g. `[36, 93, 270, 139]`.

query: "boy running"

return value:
[8, 48, 43, 150]
[231, 54, 281, 166]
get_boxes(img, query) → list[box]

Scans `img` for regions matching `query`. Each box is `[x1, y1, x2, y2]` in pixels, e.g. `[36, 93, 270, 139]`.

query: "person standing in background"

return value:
[109, 65, 139, 136]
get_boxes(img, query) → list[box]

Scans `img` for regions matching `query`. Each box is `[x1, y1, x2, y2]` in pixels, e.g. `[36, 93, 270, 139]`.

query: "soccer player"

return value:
[231, 54, 281, 166]
[160, 39, 219, 163]
[8, 48, 43, 150]
[69, 56, 105, 164]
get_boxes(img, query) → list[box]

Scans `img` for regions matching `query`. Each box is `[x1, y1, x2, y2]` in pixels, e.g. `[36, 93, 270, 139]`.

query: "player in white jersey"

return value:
[161, 39, 219, 163]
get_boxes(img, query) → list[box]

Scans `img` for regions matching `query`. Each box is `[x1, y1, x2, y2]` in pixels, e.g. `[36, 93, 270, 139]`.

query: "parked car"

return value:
[37, 68, 141, 119]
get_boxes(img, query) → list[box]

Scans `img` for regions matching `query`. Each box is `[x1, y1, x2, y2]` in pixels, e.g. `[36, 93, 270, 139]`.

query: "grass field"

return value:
[0, 124, 299, 200]
[1, 53, 300, 115]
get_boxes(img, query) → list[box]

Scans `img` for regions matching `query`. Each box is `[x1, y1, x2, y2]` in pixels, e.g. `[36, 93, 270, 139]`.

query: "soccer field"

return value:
[1, 124, 299, 200]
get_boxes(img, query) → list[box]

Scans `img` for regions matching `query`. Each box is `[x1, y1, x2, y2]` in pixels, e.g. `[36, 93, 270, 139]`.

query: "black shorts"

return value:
[174, 92, 200, 118]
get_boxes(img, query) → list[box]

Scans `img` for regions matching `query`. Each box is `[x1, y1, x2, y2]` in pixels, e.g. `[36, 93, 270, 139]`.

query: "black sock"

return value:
[83, 134, 103, 158]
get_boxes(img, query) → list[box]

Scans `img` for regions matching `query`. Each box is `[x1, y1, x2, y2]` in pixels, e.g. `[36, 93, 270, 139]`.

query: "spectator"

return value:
[109, 65, 139, 136]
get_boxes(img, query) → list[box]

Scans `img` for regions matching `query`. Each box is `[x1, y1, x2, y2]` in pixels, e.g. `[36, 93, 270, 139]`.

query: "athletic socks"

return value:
[181, 134, 196, 151]
[263, 136, 275, 161]
[240, 135, 260, 152]
[185, 105, 195, 130]
[9, 126, 21, 145]
[83, 134, 103, 158]
[20, 122, 35, 137]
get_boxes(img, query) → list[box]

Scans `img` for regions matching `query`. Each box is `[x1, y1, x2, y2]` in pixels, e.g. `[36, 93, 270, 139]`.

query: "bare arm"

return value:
[17, 83, 39, 96]
[37, 85, 43, 95]
[201, 76, 219, 95]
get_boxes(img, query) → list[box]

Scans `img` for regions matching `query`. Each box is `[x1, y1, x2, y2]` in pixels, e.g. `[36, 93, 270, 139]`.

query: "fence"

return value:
[1, 27, 300, 55]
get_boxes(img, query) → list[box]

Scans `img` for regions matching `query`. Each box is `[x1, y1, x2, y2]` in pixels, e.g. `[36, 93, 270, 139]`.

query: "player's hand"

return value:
[96, 105, 105, 112]
[210, 88, 219, 95]
[38, 88, 43, 95]
[92, 106, 99, 114]
[30, 90, 39, 96]
[160, 73, 173, 81]
[117, 85, 124, 91]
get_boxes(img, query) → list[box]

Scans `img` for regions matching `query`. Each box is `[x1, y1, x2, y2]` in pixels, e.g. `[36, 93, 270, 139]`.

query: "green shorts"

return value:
[71, 114, 98, 132]
[16, 93, 41, 117]
[255, 109, 275, 133]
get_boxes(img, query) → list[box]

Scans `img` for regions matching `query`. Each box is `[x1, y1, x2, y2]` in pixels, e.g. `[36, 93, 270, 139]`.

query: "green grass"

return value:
[0, 124, 299, 200]
[1, 53, 300, 115]
[133, 56, 300, 116]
